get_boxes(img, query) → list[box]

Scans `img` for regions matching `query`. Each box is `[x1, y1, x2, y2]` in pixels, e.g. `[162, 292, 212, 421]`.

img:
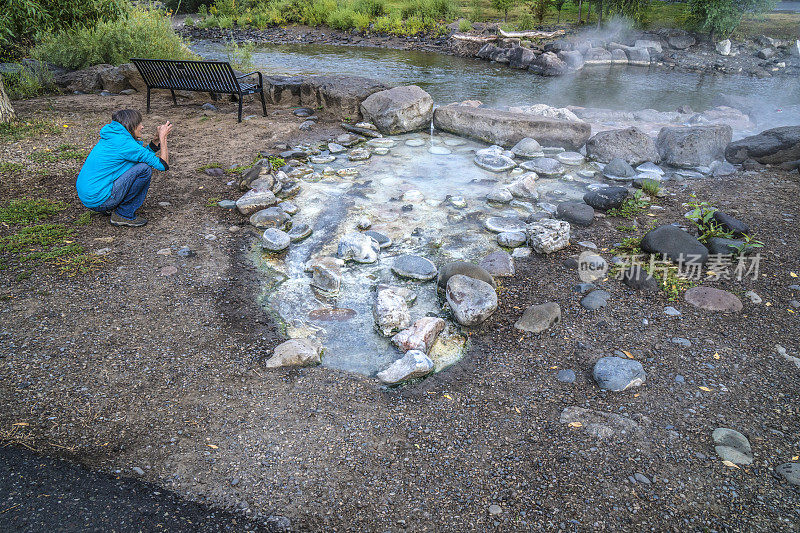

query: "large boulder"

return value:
[300, 75, 388, 119]
[529, 52, 567, 76]
[641, 225, 709, 264]
[655, 125, 732, 167]
[508, 46, 536, 69]
[433, 104, 591, 150]
[725, 126, 800, 165]
[585, 127, 659, 165]
[527, 218, 571, 254]
[583, 48, 613, 64]
[99, 66, 132, 93]
[116, 63, 147, 93]
[359, 85, 434, 135]
[264, 75, 304, 105]
[446, 274, 498, 326]
[583, 186, 628, 211]
[668, 34, 696, 50]
[54, 64, 114, 92]
[557, 50, 585, 70]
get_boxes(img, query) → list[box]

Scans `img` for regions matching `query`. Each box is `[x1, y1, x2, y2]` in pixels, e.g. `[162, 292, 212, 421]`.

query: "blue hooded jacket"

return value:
[76, 121, 168, 208]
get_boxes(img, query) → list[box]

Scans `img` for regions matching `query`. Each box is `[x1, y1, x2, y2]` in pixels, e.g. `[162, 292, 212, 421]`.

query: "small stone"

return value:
[236, 189, 277, 215]
[176, 246, 194, 257]
[293, 107, 314, 117]
[485, 216, 526, 233]
[375, 289, 411, 336]
[217, 200, 237, 209]
[664, 306, 681, 316]
[480, 251, 515, 277]
[474, 153, 516, 172]
[392, 317, 446, 353]
[405, 138, 426, 147]
[356, 216, 371, 230]
[363, 230, 392, 249]
[507, 173, 539, 199]
[634, 473, 651, 485]
[132, 467, 145, 476]
[512, 247, 532, 258]
[511, 138, 544, 158]
[377, 350, 434, 385]
[446, 274, 498, 326]
[159, 266, 178, 276]
[338, 232, 380, 263]
[557, 151, 584, 165]
[557, 201, 594, 227]
[349, 147, 371, 161]
[287, 223, 312, 242]
[581, 290, 610, 310]
[514, 302, 561, 334]
[327, 143, 346, 154]
[593, 356, 646, 391]
[520, 157, 565, 177]
[497, 231, 527, 248]
[429, 146, 451, 155]
[448, 196, 467, 209]
[557, 369, 576, 383]
[311, 257, 341, 293]
[527, 219, 570, 254]
[712, 428, 753, 465]
[264, 338, 322, 368]
[577, 252, 607, 283]
[437, 262, 496, 292]
[278, 201, 298, 215]
[684, 286, 743, 313]
[583, 186, 628, 211]
[603, 158, 637, 180]
[622, 266, 658, 291]
[487, 188, 514, 204]
[776, 463, 800, 486]
[391, 255, 438, 281]
[156, 248, 171, 256]
[671, 337, 692, 348]
[488, 504, 502, 516]
[744, 290, 762, 304]
[250, 207, 290, 229]
[261, 228, 291, 252]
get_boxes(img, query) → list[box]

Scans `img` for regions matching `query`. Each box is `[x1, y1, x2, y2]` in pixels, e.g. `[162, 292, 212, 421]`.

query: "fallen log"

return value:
[497, 29, 566, 39]
[451, 33, 498, 43]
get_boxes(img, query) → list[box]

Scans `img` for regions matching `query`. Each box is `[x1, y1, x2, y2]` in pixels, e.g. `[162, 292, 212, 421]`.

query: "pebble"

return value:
[593, 356, 646, 391]
[327, 143, 345, 154]
[497, 231, 527, 248]
[429, 146, 451, 155]
[217, 200, 236, 209]
[132, 467, 145, 476]
[664, 306, 682, 316]
[261, 228, 291, 252]
[671, 337, 692, 348]
[712, 428, 753, 465]
[488, 504, 502, 516]
[405, 138, 426, 147]
[511, 247, 532, 258]
[159, 266, 178, 276]
[744, 290, 762, 304]
[156, 248, 171, 255]
[484, 216, 526, 233]
[580, 290, 610, 310]
[557, 369, 576, 383]
[391, 255, 438, 281]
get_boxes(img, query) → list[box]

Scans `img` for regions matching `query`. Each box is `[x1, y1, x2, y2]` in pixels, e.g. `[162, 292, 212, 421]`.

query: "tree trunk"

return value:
[557, 8, 561, 23]
[0, 75, 15, 124]
[597, 0, 603, 25]
[578, 0, 583, 23]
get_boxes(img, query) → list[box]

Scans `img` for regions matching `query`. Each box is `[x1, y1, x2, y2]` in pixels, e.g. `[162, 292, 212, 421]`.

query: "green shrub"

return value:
[3, 62, 54, 99]
[689, 0, 774, 37]
[352, 0, 387, 16]
[457, 18, 473, 31]
[224, 39, 255, 70]
[302, 0, 338, 25]
[353, 10, 372, 29]
[217, 14, 235, 27]
[185, 15, 196, 26]
[468, 0, 485, 21]
[373, 13, 404, 32]
[33, 6, 196, 69]
[327, 6, 357, 29]
[401, 0, 456, 19]
[0, 0, 127, 60]
[163, 0, 210, 14]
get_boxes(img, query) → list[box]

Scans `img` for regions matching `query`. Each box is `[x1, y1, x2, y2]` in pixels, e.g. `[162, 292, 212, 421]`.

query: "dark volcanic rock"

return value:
[641, 225, 709, 264]
[712, 211, 750, 236]
[622, 266, 659, 291]
[586, 127, 660, 165]
[724, 126, 800, 165]
[437, 262, 496, 292]
[556, 201, 595, 226]
[583, 186, 628, 211]
[656, 125, 732, 167]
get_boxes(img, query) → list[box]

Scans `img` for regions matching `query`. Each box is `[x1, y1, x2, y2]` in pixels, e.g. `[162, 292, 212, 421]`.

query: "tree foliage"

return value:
[0, 0, 127, 60]
[491, 0, 517, 20]
[606, 0, 649, 22]
[689, 0, 776, 37]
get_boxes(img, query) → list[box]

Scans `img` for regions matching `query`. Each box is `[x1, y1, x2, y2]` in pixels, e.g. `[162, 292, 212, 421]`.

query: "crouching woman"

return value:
[76, 109, 172, 227]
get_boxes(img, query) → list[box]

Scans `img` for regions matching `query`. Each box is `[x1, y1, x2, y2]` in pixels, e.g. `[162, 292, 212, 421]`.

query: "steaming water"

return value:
[190, 40, 799, 375]
[192, 41, 800, 131]
[256, 133, 594, 375]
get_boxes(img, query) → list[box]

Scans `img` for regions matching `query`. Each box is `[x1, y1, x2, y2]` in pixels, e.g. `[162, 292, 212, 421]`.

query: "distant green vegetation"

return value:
[32, 6, 195, 70]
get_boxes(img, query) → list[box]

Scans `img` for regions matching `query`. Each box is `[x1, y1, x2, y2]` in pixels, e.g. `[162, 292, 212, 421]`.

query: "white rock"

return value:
[337, 232, 380, 263]
[264, 338, 322, 368]
[392, 317, 446, 353]
[527, 218, 571, 254]
[374, 289, 411, 336]
[507, 172, 539, 199]
[235, 189, 277, 215]
[716, 39, 731, 56]
[377, 350, 434, 385]
[446, 274, 498, 326]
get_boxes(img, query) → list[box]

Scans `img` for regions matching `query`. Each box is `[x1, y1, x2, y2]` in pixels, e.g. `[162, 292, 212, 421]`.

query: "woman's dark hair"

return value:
[112, 109, 142, 137]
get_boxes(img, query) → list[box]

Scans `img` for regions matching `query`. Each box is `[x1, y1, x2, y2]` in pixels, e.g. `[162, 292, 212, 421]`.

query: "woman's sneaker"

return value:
[110, 212, 147, 227]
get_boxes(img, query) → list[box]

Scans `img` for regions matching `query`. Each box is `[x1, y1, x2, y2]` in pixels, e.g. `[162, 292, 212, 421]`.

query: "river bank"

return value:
[1, 88, 799, 530]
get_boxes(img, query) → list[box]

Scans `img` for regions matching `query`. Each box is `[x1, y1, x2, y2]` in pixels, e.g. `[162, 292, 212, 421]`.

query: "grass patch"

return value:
[650, 265, 698, 301]
[616, 224, 637, 233]
[606, 191, 650, 220]
[29, 144, 88, 163]
[206, 197, 221, 207]
[0, 162, 25, 174]
[612, 236, 642, 255]
[74, 211, 95, 225]
[639, 179, 661, 197]
[0, 120, 61, 143]
[197, 163, 223, 171]
[0, 198, 68, 225]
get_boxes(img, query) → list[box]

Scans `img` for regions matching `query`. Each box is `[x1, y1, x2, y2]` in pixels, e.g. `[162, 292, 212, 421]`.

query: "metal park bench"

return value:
[131, 58, 267, 123]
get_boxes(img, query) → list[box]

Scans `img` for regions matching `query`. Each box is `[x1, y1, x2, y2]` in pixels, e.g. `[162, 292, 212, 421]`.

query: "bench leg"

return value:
[237, 95, 243, 123]
[170, 90, 177, 106]
[146, 88, 151, 114]
[259, 90, 267, 117]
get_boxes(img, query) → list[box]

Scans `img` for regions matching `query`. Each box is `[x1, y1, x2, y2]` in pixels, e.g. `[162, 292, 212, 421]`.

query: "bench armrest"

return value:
[236, 71, 263, 88]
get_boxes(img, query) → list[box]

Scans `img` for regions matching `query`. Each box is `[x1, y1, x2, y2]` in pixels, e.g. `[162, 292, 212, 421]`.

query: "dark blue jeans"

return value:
[91, 163, 152, 219]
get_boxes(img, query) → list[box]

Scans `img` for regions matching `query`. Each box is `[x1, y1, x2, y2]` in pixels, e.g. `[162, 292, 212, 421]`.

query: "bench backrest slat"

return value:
[131, 59, 241, 93]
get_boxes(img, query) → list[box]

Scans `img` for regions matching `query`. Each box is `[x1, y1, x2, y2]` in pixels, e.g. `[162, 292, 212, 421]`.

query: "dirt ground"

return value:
[1, 93, 799, 532]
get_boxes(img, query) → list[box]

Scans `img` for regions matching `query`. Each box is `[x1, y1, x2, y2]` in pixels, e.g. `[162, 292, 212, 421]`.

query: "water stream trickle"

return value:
[255, 132, 596, 376]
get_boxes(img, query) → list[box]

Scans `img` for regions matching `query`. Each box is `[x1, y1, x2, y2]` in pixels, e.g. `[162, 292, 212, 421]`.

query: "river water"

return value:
[192, 41, 800, 130]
